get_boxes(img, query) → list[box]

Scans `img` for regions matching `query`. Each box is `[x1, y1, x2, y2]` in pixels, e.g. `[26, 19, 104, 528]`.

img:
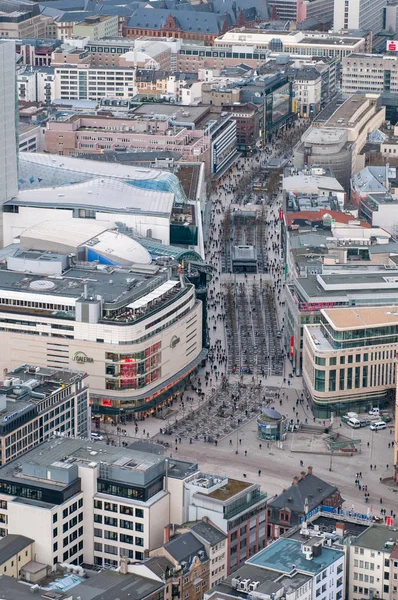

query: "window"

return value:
[135, 537, 144, 547]
[94, 514, 102, 523]
[104, 516, 118, 527]
[104, 502, 118, 513]
[53, 514, 58, 524]
[136, 509, 144, 518]
[94, 500, 102, 509]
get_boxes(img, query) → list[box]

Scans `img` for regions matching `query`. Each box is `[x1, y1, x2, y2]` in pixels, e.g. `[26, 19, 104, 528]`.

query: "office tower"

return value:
[0, 40, 18, 244]
[333, 0, 386, 34]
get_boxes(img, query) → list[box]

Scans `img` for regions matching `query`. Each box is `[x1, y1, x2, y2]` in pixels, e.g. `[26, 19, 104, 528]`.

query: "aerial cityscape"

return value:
[1, 0, 398, 599]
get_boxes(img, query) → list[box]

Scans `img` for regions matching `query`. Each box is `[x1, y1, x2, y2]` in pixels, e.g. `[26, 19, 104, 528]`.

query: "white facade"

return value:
[294, 73, 322, 117]
[19, 125, 45, 153]
[0, 442, 171, 568]
[342, 54, 398, 95]
[54, 65, 137, 101]
[0, 41, 18, 221]
[333, 0, 386, 33]
[17, 67, 55, 104]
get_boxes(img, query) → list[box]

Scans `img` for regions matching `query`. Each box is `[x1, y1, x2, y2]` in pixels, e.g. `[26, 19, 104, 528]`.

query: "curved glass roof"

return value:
[126, 172, 187, 205]
[18, 154, 188, 204]
[137, 237, 202, 263]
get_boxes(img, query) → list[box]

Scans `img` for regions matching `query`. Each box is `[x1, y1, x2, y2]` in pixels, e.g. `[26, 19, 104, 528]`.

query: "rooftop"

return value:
[0, 535, 34, 565]
[248, 538, 344, 574]
[268, 471, 339, 515]
[205, 478, 251, 501]
[208, 563, 311, 599]
[0, 437, 166, 492]
[322, 305, 398, 330]
[16, 152, 187, 205]
[354, 525, 398, 552]
[189, 520, 227, 545]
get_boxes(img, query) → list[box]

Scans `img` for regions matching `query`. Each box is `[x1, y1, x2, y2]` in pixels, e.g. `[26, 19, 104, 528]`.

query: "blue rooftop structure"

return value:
[247, 539, 344, 575]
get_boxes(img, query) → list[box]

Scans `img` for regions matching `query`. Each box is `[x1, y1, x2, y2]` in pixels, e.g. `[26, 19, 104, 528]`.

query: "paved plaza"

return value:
[100, 127, 398, 522]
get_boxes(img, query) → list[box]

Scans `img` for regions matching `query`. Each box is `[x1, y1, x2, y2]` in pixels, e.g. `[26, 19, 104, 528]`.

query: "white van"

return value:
[369, 421, 386, 431]
[347, 417, 360, 429]
[369, 408, 380, 417]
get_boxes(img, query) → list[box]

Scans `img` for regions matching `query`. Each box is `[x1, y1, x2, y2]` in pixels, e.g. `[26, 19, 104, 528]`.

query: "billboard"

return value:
[387, 40, 398, 52]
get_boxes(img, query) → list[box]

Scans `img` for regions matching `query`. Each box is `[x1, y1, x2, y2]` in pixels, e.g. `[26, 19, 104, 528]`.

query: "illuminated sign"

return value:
[300, 301, 336, 313]
[290, 336, 295, 358]
[387, 40, 398, 52]
[170, 335, 180, 349]
[102, 399, 113, 407]
[73, 351, 94, 364]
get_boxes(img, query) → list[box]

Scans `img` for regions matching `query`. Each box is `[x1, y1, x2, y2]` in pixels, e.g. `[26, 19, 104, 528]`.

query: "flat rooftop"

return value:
[0, 438, 165, 490]
[326, 94, 374, 127]
[0, 263, 167, 305]
[131, 103, 210, 124]
[322, 305, 398, 330]
[248, 538, 344, 574]
[354, 525, 398, 551]
[204, 478, 252, 501]
[295, 271, 398, 301]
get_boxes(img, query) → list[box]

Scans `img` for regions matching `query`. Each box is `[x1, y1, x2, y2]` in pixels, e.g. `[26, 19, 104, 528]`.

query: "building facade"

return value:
[303, 306, 397, 416]
[0, 364, 88, 467]
[333, 0, 386, 34]
[53, 64, 136, 101]
[342, 54, 398, 95]
[0, 41, 18, 228]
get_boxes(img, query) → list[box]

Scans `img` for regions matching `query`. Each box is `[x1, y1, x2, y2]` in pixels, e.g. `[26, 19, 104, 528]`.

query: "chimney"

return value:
[335, 522, 345, 537]
[164, 524, 172, 544]
[203, 516, 209, 523]
[292, 476, 299, 485]
[307, 466, 313, 475]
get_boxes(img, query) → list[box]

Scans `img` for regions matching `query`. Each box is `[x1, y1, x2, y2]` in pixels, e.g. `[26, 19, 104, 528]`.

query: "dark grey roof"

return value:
[144, 555, 175, 578]
[126, 7, 227, 33]
[164, 532, 207, 567]
[56, 10, 90, 21]
[0, 577, 66, 600]
[68, 570, 165, 600]
[268, 473, 339, 515]
[190, 520, 227, 546]
[0, 535, 34, 565]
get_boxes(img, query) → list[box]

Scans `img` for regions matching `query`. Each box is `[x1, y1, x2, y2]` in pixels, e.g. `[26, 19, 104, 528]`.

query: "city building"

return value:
[293, 67, 322, 117]
[269, 0, 334, 23]
[333, 0, 386, 34]
[222, 103, 261, 153]
[0, 0, 54, 39]
[0, 438, 197, 568]
[342, 54, 398, 95]
[206, 534, 345, 600]
[8, 152, 204, 254]
[44, 112, 210, 167]
[267, 466, 342, 540]
[187, 520, 228, 588]
[53, 63, 136, 101]
[150, 531, 211, 600]
[348, 526, 398, 600]
[19, 123, 45, 153]
[0, 220, 205, 418]
[214, 29, 366, 58]
[0, 535, 35, 578]
[0, 568, 167, 600]
[180, 472, 268, 574]
[17, 66, 55, 103]
[123, 9, 230, 46]
[0, 40, 18, 233]
[72, 15, 119, 40]
[283, 167, 346, 207]
[44, 105, 238, 175]
[350, 165, 398, 234]
[0, 364, 88, 467]
[303, 305, 398, 416]
[285, 264, 398, 376]
[293, 94, 385, 191]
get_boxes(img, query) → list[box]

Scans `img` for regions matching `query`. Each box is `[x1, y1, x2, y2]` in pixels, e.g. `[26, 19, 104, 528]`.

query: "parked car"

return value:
[91, 432, 104, 441]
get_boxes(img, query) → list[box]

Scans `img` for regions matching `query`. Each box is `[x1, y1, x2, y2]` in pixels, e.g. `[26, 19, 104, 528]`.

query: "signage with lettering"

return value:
[73, 351, 94, 364]
[387, 40, 398, 52]
[300, 301, 336, 313]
